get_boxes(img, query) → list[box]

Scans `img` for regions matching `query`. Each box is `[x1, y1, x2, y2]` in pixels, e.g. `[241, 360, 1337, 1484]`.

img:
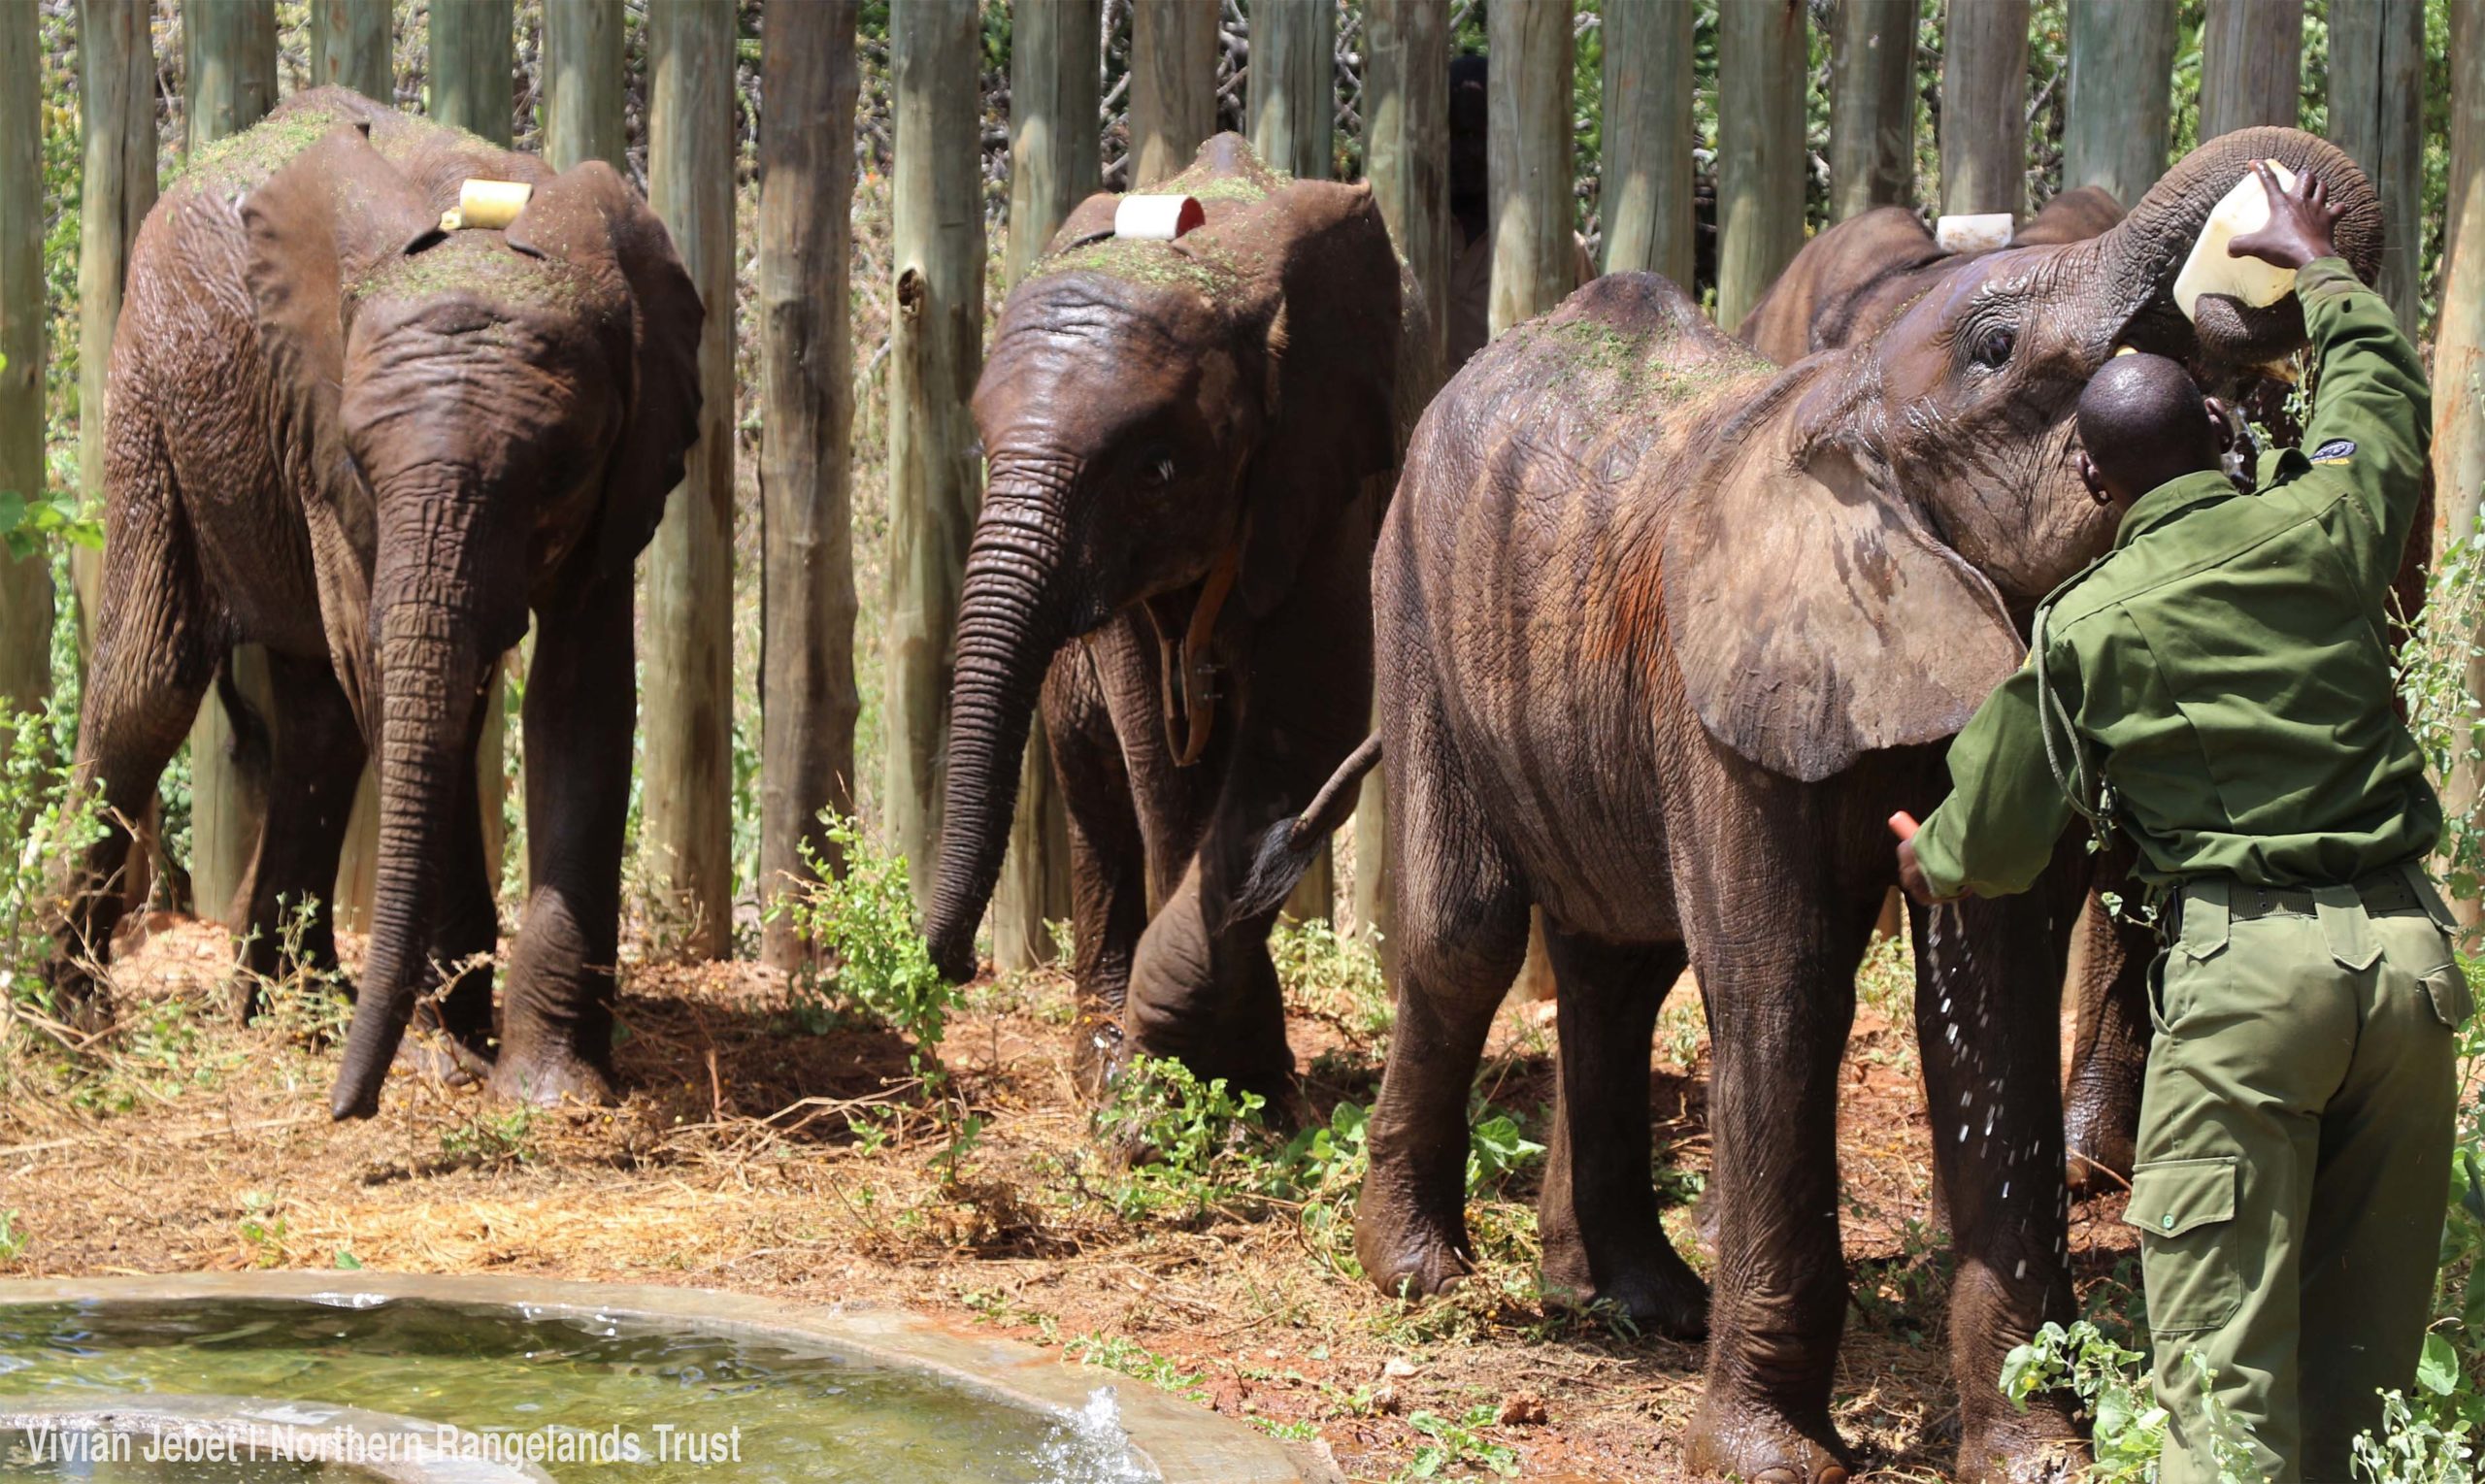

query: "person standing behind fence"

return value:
[1893, 162, 2462, 1482]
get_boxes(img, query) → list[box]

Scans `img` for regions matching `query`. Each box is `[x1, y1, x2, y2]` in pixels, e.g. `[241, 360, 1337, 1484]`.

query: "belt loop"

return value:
[2401, 858, 2460, 932]
[2178, 878, 2230, 960]
[2313, 883, 2382, 971]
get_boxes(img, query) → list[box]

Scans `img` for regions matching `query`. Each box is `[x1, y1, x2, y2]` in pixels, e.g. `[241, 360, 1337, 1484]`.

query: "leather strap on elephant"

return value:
[1143, 542, 1242, 769]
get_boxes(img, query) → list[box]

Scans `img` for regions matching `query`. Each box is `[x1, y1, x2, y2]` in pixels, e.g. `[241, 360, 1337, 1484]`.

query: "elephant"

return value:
[48, 89, 703, 1121]
[1739, 188, 2162, 1194]
[916, 135, 1406, 1104]
[1263, 129, 2382, 1482]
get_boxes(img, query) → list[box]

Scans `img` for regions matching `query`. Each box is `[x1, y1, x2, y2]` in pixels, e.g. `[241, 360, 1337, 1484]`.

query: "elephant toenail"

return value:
[1755, 1471, 1802, 1484]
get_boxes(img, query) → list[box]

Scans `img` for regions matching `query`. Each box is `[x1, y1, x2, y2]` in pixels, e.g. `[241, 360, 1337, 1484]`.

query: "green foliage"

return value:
[0, 1209, 25, 1266]
[2357, 1389, 2478, 1484]
[769, 810, 963, 1081]
[1402, 1404, 1521, 1480]
[0, 697, 103, 1028]
[0, 486, 102, 562]
[236, 1191, 288, 1269]
[2002, 1322, 2167, 1483]
[2400, 536, 2485, 910]
[1270, 914, 1391, 1037]
[438, 1107, 540, 1170]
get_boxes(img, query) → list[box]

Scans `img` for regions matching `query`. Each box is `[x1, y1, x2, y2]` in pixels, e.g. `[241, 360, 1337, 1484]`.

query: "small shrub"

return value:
[0, 696, 103, 1027]
[1402, 1404, 1521, 1480]
[768, 810, 963, 1081]
[0, 1209, 26, 1266]
[1270, 915, 1391, 1037]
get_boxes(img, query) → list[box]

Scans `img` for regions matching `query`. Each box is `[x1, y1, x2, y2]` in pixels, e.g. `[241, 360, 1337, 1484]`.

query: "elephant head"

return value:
[1669, 126, 2381, 782]
[241, 123, 701, 1118]
[921, 135, 1400, 981]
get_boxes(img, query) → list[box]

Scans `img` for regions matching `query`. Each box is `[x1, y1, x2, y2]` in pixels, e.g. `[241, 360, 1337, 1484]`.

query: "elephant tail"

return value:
[1226, 733, 1382, 930]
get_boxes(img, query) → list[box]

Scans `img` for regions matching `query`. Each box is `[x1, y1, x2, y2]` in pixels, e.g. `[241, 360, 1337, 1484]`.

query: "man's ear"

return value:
[2203, 395, 2235, 453]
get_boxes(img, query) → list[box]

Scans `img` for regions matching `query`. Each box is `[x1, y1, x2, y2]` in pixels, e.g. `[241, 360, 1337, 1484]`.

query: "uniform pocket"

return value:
[2421, 961, 2475, 1032]
[2126, 1155, 2241, 1333]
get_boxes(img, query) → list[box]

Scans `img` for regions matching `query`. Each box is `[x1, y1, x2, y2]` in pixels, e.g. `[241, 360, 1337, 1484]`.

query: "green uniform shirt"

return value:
[1913, 258, 2439, 900]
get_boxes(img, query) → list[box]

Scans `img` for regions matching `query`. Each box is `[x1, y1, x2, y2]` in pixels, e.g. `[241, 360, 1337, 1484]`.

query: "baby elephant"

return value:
[50, 89, 703, 1120]
[1269, 128, 2382, 1483]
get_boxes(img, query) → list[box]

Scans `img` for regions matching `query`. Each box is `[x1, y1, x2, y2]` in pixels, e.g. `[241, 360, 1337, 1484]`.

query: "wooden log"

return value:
[430, 0, 514, 145]
[2328, 0, 2426, 331]
[1248, 0, 1334, 181]
[1828, 0, 1918, 221]
[0, 0, 47, 721]
[1487, 0, 1572, 339]
[184, 0, 279, 154]
[544, 0, 626, 172]
[2063, 0, 2174, 209]
[990, 0, 1095, 971]
[74, 0, 154, 663]
[1603, 0, 1695, 279]
[183, 0, 280, 929]
[1130, 0, 1216, 186]
[310, 0, 390, 101]
[1938, 0, 2029, 218]
[642, 0, 737, 958]
[2199, 0, 2302, 139]
[885, 0, 985, 909]
[2435, 0, 2485, 901]
[758, 0, 863, 970]
[1716, 0, 1806, 329]
[1357, 0, 1448, 964]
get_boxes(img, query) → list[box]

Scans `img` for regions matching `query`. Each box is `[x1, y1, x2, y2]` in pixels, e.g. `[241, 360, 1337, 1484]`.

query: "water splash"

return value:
[1031, 1387, 1154, 1484]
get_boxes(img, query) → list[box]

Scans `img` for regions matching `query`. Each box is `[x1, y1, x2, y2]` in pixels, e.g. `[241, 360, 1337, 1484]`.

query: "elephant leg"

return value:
[491, 577, 628, 1106]
[1677, 794, 1872, 1484]
[50, 412, 216, 1020]
[1042, 646, 1149, 1098]
[1537, 926, 1707, 1338]
[1915, 877, 2086, 1484]
[232, 651, 366, 1020]
[1354, 721, 1530, 1303]
[2062, 880, 2152, 1196]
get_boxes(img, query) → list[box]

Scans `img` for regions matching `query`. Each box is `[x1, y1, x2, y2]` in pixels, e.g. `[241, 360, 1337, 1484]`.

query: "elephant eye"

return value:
[1971, 325, 2016, 369]
[1141, 451, 1176, 488]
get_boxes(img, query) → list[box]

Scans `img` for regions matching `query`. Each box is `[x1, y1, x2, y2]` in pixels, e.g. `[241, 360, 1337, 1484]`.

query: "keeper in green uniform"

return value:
[1895, 163, 2468, 1482]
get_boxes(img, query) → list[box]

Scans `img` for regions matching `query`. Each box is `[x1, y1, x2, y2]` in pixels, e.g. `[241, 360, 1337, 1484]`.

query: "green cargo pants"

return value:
[2134, 865, 2468, 1484]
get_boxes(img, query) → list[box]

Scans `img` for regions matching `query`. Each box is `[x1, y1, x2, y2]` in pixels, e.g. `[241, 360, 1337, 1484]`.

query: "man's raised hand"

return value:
[2228, 159, 2344, 273]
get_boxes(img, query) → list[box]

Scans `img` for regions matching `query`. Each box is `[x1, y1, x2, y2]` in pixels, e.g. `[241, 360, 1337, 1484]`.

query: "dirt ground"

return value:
[0, 917, 2139, 1483]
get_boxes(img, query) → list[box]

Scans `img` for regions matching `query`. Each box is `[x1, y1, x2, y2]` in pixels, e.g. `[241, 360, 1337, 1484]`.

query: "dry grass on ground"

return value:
[0, 920, 2138, 1483]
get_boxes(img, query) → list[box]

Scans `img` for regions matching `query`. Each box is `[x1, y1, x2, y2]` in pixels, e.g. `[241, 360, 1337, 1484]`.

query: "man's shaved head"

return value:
[2076, 353, 2223, 507]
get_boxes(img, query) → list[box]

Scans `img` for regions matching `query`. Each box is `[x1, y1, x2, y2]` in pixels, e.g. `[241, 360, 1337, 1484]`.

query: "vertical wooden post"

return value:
[2329, 0, 2426, 332]
[642, 0, 736, 957]
[886, 0, 985, 910]
[1487, 0, 1572, 339]
[185, 0, 279, 154]
[1938, 0, 2029, 218]
[1602, 0, 1695, 280]
[2064, 0, 2174, 208]
[544, 0, 626, 172]
[431, 0, 514, 144]
[310, 0, 390, 100]
[1130, 0, 1216, 186]
[1716, 0, 1806, 330]
[2437, 0, 2485, 885]
[1828, 0, 1918, 221]
[1248, 0, 1334, 180]
[2442, 0, 2485, 555]
[0, 0, 46, 721]
[758, 0, 863, 970]
[2199, 0, 2302, 140]
[1357, 0, 1448, 966]
[989, 0, 1095, 971]
[184, 0, 279, 929]
[75, 0, 155, 663]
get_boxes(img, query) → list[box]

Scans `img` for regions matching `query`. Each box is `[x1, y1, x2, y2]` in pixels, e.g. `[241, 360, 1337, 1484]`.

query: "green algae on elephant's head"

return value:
[1033, 236, 1244, 302]
[354, 239, 595, 311]
[1527, 316, 1754, 416]
[173, 104, 354, 191]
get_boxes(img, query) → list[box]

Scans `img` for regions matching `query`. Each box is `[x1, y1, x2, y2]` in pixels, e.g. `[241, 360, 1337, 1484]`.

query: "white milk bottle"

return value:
[2170, 160, 2300, 322]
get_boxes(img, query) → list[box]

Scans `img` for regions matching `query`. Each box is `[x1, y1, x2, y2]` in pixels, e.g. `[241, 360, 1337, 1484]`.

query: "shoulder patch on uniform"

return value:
[2310, 438, 2356, 465]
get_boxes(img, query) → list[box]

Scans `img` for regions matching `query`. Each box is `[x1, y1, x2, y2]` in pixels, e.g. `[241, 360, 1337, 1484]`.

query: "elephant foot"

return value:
[2063, 1098, 2136, 1198]
[1354, 1197, 1474, 1302]
[1954, 1412, 2087, 1484]
[1539, 1246, 1709, 1340]
[1681, 1398, 1850, 1484]
[487, 1046, 617, 1107]
[396, 1029, 490, 1088]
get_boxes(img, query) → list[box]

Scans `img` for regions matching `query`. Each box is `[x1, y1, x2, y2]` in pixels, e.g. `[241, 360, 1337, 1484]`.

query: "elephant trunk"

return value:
[328, 479, 510, 1120]
[2087, 126, 2383, 367]
[922, 478, 1073, 984]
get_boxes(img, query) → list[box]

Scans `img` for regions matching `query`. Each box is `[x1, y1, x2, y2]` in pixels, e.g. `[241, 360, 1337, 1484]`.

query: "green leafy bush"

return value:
[768, 810, 962, 1080]
[1, 697, 102, 1027]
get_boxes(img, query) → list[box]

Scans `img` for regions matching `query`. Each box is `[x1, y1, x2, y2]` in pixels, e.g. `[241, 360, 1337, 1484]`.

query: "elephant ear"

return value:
[241, 124, 445, 730]
[505, 160, 705, 584]
[1662, 371, 2026, 782]
[1240, 181, 1401, 617]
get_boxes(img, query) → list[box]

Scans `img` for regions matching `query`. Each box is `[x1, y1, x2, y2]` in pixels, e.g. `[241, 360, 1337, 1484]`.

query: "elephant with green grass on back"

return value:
[50, 88, 703, 1121]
